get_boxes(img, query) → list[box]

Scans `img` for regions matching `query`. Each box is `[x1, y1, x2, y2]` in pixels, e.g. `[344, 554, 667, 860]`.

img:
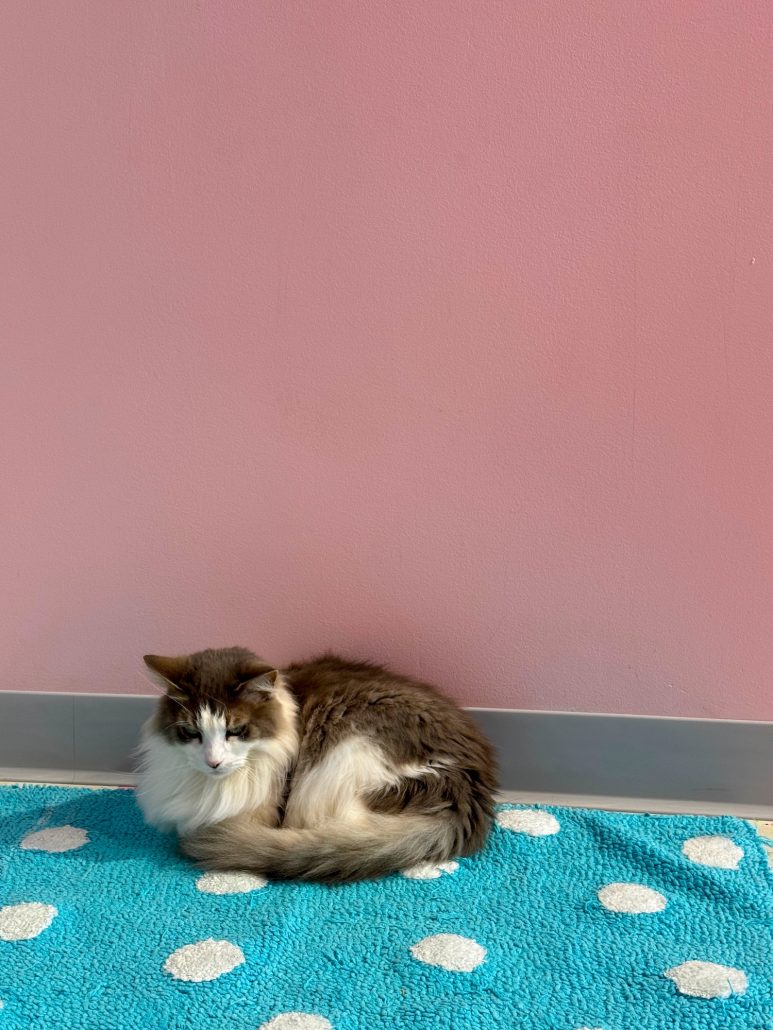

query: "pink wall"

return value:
[1, 2, 771, 718]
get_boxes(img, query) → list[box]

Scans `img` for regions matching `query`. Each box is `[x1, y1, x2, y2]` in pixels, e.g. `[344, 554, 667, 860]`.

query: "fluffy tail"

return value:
[181, 812, 461, 884]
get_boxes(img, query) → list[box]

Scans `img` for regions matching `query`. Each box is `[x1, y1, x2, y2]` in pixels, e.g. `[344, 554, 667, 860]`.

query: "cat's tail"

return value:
[181, 812, 468, 884]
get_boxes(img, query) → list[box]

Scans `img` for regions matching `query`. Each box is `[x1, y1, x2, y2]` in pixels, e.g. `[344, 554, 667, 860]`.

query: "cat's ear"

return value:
[143, 654, 189, 694]
[237, 667, 280, 698]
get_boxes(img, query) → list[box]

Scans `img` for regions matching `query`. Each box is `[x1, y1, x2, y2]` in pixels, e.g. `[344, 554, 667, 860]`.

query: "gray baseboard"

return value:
[1, 692, 771, 817]
[472, 708, 773, 818]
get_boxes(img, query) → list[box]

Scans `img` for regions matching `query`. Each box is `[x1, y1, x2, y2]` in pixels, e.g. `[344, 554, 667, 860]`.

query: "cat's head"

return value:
[143, 647, 282, 778]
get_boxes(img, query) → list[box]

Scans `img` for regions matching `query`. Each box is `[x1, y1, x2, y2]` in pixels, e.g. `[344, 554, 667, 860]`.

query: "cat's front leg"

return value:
[251, 800, 282, 828]
[181, 805, 275, 866]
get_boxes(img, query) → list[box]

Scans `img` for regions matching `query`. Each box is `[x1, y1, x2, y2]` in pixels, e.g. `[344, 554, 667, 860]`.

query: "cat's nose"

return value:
[206, 758, 222, 769]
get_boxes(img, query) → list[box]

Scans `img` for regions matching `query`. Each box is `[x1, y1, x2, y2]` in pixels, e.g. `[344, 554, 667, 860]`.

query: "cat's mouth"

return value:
[203, 765, 236, 778]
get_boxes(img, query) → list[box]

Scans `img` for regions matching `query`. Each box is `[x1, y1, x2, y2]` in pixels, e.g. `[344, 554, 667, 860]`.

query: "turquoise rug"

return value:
[0, 786, 770, 1030]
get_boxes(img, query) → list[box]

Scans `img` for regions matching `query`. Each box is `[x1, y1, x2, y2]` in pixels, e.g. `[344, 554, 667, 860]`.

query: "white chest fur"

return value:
[136, 730, 294, 835]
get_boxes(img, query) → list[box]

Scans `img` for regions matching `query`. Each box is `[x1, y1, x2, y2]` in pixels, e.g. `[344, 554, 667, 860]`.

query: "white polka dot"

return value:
[665, 960, 748, 999]
[402, 860, 459, 880]
[258, 1016, 332, 1030]
[21, 825, 89, 853]
[0, 902, 57, 941]
[496, 808, 560, 836]
[196, 871, 267, 894]
[163, 939, 245, 982]
[682, 835, 744, 870]
[597, 882, 667, 913]
[410, 933, 486, 972]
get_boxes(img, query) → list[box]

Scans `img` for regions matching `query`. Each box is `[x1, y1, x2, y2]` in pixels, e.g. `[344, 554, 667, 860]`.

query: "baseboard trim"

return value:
[0, 769, 135, 788]
[1, 692, 771, 816]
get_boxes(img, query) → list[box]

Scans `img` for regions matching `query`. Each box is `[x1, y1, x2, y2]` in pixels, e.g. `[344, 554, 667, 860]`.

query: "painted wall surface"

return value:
[1, 2, 771, 717]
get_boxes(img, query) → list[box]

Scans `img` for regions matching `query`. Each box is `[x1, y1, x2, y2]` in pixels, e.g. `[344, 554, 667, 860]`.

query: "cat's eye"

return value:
[226, 725, 249, 739]
[177, 725, 201, 742]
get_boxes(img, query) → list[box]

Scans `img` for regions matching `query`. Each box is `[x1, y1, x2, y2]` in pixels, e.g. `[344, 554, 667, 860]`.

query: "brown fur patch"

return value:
[144, 648, 280, 744]
[283, 654, 497, 857]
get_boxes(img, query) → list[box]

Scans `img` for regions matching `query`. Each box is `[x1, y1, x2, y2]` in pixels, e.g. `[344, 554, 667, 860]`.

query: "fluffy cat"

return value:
[136, 647, 497, 883]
